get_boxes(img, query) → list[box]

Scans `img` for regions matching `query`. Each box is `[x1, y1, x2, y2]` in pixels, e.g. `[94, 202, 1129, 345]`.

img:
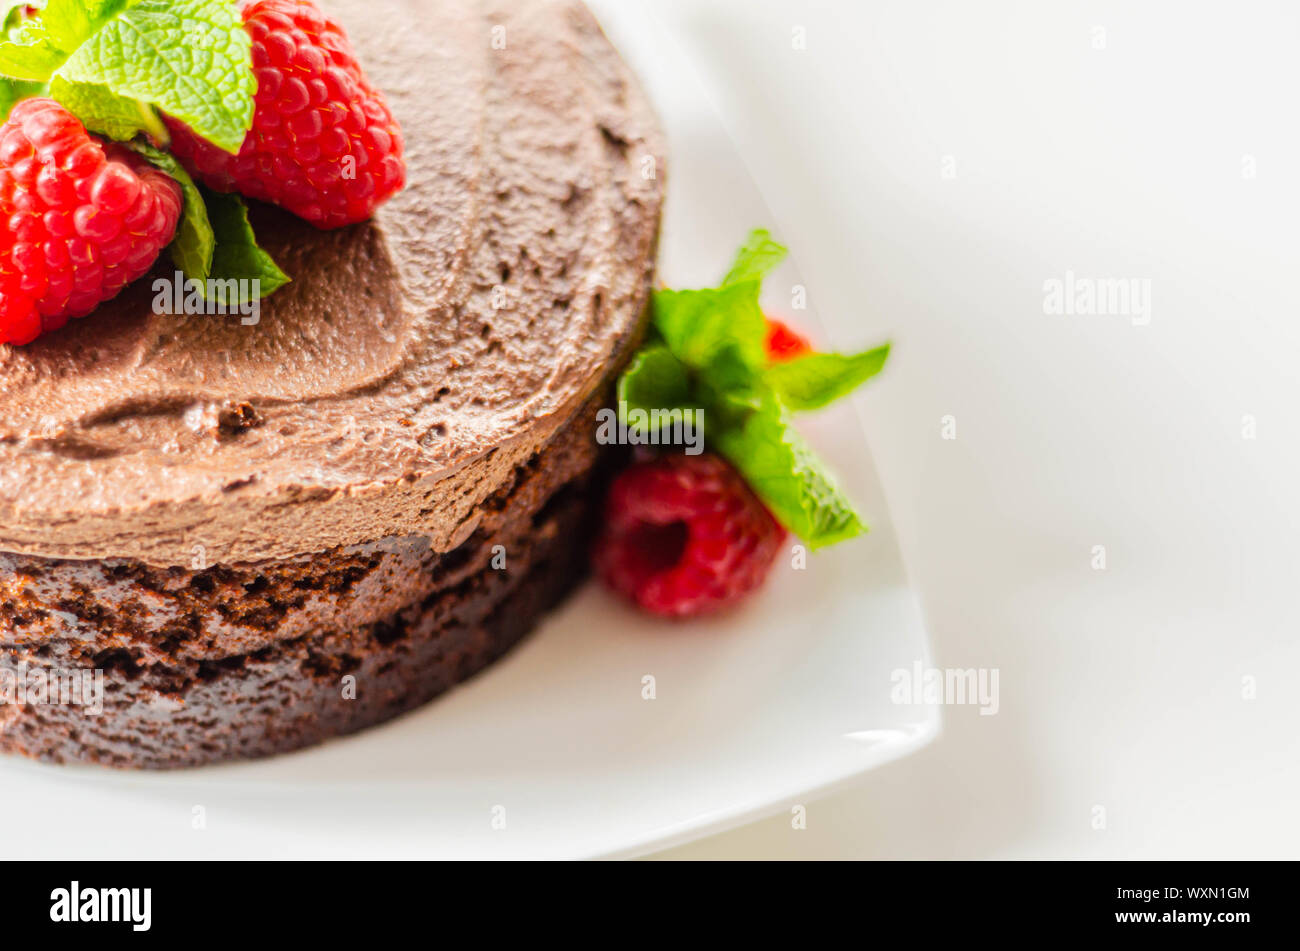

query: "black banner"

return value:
[2, 860, 1279, 938]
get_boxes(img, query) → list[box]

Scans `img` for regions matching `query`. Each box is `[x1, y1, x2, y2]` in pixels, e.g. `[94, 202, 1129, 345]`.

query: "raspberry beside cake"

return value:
[0, 0, 665, 768]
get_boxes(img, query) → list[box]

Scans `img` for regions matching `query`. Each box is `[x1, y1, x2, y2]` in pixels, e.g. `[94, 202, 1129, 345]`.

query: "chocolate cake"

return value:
[0, 0, 665, 768]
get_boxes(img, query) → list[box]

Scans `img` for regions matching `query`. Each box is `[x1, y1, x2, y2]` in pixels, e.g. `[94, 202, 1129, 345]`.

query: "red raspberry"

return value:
[594, 453, 785, 618]
[765, 316, 812, 362]
[164, 0, 405, 230]
[0, 99, 182, 346]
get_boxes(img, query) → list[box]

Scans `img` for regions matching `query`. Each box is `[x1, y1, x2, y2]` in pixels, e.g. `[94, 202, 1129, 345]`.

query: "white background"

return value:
[624, 0, 1300, 858]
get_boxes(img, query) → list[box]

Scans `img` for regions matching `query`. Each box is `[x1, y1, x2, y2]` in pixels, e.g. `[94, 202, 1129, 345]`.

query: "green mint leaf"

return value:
[48, 73, 163, 140]
[128, 141, 213, 283]
[764, 343, 891, 412]
[617, 343, 695, 434]
[204, 187, 290, 301]
[55, 0, 253, 153]
[653, 280, 768, 372]
[0, 76, 44, 120]
[701, 341, 763, 398]
[41, 0, 137, 51]
[722, 228, 787, 287]
[0, 29, 67, 81]
[1, 5, 48, 119]
[0, 0, 136, 81]
[715, 394, 867, 549]
[125, 141, 288, 304]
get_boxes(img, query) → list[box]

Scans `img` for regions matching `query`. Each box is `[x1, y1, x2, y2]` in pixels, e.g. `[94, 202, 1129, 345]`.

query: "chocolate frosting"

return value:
[0, 0, 664, 566]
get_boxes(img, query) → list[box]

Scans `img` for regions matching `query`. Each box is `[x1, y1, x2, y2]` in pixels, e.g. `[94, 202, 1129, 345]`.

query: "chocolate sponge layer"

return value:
[0, 395, 612, 769]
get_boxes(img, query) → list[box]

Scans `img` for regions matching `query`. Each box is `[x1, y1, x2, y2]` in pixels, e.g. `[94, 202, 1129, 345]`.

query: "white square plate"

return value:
[0, 3, 936, 860]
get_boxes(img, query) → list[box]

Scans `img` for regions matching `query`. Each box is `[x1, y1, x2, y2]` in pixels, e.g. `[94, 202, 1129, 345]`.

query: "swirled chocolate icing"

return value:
[0, 0, 664, 566]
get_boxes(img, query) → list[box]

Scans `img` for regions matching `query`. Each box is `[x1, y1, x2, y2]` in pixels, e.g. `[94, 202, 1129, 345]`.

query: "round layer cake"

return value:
[0, 0, 664, 768]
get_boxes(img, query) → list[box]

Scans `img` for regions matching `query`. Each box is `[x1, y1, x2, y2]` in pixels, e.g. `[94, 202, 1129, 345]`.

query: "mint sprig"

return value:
[654, 282, 768, 372]
[56, 0, 254, 151]
[129, 142, 211, 278]
[204, 188, 290, 299]
[722, 227, 788, 287]
[715, 392, 867, 549]
[617, 230, 890, 550]
[0, 0, 251, 149]
[129, 141, 287, 302]
[617, 343, 700, 437]
[0, 0, 54, 117]
[764, 345, 891, 411]
[0, 0, 137, 81]
[0, 0, 287, 306]
[48, 72, 162, 139]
